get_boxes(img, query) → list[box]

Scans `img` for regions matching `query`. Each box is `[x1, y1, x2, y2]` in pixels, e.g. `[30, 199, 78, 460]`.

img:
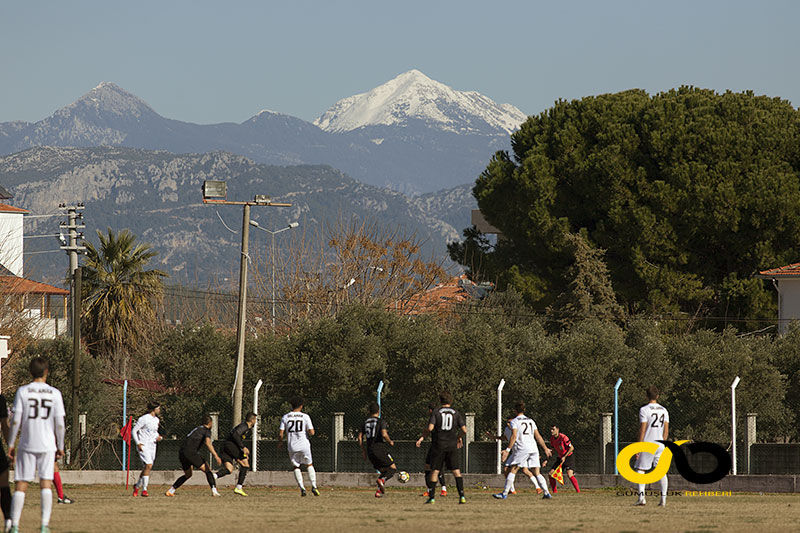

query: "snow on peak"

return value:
[60, 82, 157, 118]
[314, 70, 527, 135]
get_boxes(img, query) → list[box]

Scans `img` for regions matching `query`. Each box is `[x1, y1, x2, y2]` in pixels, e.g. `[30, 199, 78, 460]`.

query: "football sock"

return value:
[40, 489, 52, 527]
[1, 486, 11, 519]
[172, 474, 188, 490]
[382, 468, 395, 481]
[293, 468, 305, 489]
[570, 475, 580, 493]
[426, 475, 436, 496]
[205, 469, 216, 488]
[503, 473, 515, 495]
[142, 475, 149, 491]
[658, 475, 668, 503]
[637, 470, 646, 502]
[10, 491, 23, 526]
[237, 467, 248, 486]
[526, 473, 539, 490]
[455, 477, 464, 497]
[550, 477, 557, 493]
[535, 474, 550, 495]
[53, 471, 65, 499]
[439, 471, 447, 488]
[216, 466, 231, 479]
[307, 466, 317, 488]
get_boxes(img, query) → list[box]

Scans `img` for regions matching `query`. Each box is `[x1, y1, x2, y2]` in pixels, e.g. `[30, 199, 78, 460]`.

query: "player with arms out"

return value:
[548, 424, 579, 494]
[7, 356, 66, 533]
[493, 400, 552, 500]
[416, 391, 467, 505]
[278, 396, 319, 497]
[634, 385, 669, 507]
[358, 402, 397, 498]
[132, 401, 162, 497]
[216, 412, 256, 496]
[166, 414, 222, 497]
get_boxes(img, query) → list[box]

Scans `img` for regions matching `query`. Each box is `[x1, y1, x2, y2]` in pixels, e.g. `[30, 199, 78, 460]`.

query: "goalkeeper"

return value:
[547, 424, 580, 493]
[216, 412, 257, 496]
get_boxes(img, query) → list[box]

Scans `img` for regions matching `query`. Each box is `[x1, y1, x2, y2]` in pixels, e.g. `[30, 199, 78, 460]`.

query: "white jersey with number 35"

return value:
[639, 403, 669, 443]
[510, 414, 538, 453]
[11, 382, 66, 453]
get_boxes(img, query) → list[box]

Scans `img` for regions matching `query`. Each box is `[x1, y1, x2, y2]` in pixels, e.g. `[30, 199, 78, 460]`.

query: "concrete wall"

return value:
[778, 279, 800, 335]
[0, 212, 23, 277]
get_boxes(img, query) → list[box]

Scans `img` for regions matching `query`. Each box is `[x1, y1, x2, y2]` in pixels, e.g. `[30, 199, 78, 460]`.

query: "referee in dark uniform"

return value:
[165, 414, 222, 497]
[416, 391, 467, 504]
[358, 402, 397, 498]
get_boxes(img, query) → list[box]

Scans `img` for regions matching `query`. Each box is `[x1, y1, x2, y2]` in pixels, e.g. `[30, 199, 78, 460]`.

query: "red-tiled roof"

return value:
[395, 274, 493, 315]
[0, 204, 28, 214]
[0, 276, 69, 295]
[757, 263, 800, 278]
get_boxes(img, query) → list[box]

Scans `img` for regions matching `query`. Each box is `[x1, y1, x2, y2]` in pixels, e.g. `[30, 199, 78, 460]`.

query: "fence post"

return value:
[465, 412, 475, 474]
[746, 413, 757, 474]
[496, 379, 505, 475]
[252, 379, 263, 472]
[333, 412, 344, 472]
[210, 412, 219, 465]
[731, 376, 740, 475]
[78, 412, 86, 467]
[613, 378, 622, 475]
[601, 412, 612, 474]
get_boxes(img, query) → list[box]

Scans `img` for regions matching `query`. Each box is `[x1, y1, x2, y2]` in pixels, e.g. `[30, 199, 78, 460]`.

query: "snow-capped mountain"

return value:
[314, 70, 527, 135]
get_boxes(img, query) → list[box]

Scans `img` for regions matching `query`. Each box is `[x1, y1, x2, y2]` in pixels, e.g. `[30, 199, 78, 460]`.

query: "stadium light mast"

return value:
[203, 181, 291, 426]
[249, 220, 300, 329]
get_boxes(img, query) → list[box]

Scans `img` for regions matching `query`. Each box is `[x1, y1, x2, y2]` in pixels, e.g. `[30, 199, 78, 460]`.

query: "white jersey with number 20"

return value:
[280, 411, 313, 450]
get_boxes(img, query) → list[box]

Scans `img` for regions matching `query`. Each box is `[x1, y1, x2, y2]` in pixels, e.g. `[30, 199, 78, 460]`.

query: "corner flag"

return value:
[120, 416, 133, 489]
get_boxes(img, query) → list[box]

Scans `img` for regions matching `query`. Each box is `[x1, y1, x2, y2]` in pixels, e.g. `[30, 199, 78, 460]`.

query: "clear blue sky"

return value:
[1, 0, 797, 124]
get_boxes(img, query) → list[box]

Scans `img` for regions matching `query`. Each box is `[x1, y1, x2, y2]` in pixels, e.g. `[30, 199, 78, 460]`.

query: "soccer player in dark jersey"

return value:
[358, 402, 397, 498]
[416, 391, 467, 505]
[421, 401, 448, 497]
[216, 412, 256, 496]
[0, 393, 11, 532]
[165, 414, 222, 497]
[548, 424, 580, 493]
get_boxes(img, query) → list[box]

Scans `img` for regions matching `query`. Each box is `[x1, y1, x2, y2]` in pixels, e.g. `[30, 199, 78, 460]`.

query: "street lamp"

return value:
[249, 220, 300, 329]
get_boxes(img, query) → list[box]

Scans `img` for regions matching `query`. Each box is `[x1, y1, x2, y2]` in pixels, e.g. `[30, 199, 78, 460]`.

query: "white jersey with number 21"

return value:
[509, 414, 538, 452]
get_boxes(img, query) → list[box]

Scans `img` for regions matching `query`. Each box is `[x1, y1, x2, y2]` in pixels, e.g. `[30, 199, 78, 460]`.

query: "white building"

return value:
[756, 263, 800, 336]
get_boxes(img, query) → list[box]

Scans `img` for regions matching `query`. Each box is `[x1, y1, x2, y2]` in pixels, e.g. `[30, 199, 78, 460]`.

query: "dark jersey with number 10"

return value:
[429, 407, 465, 450]
[362, 417, 389, 448]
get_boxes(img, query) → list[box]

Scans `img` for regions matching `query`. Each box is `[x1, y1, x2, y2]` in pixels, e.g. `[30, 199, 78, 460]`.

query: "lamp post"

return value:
[249, 221, 299, 329]
[203, 181, 291, 426]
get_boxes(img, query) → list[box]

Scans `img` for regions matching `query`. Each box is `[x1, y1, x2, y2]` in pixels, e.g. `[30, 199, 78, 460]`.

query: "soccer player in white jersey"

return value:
[278, 396, 319, 496]
[132, 401, 162, 497]
[634, 385, 670, 507]
[493, 401, 552, 500]
[7, 356, 66, 533]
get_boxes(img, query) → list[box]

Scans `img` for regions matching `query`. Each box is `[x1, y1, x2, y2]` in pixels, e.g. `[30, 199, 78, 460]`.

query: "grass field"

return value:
[13, 485, 800, 532]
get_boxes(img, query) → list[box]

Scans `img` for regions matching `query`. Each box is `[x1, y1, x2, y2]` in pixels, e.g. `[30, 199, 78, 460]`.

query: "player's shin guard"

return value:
[40, 488, 52, 527]
[172, 475, 188, 490]
[53, 471, 65, 499]
[455, 476, 464, 497]
[1, 486, 11, 520]
[439, 471, 447, 488]
[637, 470, 646, 502]
[535, 474, 550, 495]
[9, 491, 23, 527]
[237, 467, 248, 487]
[293, 468, 305, 489]
[380, 467, 395, 481]
[503, 473, 515, 496]
[570, 475, 580, 493]
[307, 465, 317, 488]
[216, 466, 231, 479]
[205, 469, 216, 489]
[142, 475, 149, 491]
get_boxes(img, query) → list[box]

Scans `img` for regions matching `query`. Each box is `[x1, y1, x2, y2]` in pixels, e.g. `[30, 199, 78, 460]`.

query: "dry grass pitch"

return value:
[13, 485, 800, 532]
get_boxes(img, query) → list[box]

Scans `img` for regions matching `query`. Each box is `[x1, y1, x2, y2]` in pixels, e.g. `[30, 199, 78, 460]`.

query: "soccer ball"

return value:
[397, 471, 410, 483]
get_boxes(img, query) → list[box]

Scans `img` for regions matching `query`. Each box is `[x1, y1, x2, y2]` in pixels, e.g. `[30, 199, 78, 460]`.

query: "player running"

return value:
[216, 412, 256, 496]
[278, 396, 319, 497]
[166, 414, 222, 497]
[132, 401, 162, 497]
[7, 356, 66, 533]
[633, 386, 670, 507]
[493, 415, 542, 495]
[358, 402, 397, 498]
[493, 401, 552, 500]
[547, 424, 580, 493]
[421, 402, 448, 498]
[416, 391, 467, 505]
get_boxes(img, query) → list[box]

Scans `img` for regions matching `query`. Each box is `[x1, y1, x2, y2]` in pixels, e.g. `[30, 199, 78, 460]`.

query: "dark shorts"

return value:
[220, 441, 245, 464]
[429, 446, 460, 472]
[549, 453, 575, 472]
[0, 444, 7, 474]
[367, 445, 394, 470]
[179, 450, 206, 471]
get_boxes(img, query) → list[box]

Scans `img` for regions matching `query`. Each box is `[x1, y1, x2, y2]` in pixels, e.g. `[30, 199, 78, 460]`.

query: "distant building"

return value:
[756, 263, 800, 336]
[0, 186, 69, 339]
[395, 274, 493, 316]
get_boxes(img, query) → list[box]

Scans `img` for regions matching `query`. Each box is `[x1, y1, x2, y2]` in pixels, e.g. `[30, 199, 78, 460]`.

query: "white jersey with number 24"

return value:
[639, 403, 669, 443]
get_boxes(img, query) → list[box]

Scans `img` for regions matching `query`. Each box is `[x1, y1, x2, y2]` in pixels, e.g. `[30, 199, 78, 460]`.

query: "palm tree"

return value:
[81, 228, 167, 358]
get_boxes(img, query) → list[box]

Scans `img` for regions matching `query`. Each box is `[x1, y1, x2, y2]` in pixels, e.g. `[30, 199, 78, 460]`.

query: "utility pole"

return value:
[202, 182, 291, 426]
[59, 203, 85, 463]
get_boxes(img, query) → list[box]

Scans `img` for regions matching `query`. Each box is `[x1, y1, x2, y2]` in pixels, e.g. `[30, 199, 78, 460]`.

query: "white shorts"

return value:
[508, 449, 540, 469]
[288, 444, 313, 468]
[137, 443, 156, 465]
[15, 450, 56, 482]
[634, 443, 665, 471]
